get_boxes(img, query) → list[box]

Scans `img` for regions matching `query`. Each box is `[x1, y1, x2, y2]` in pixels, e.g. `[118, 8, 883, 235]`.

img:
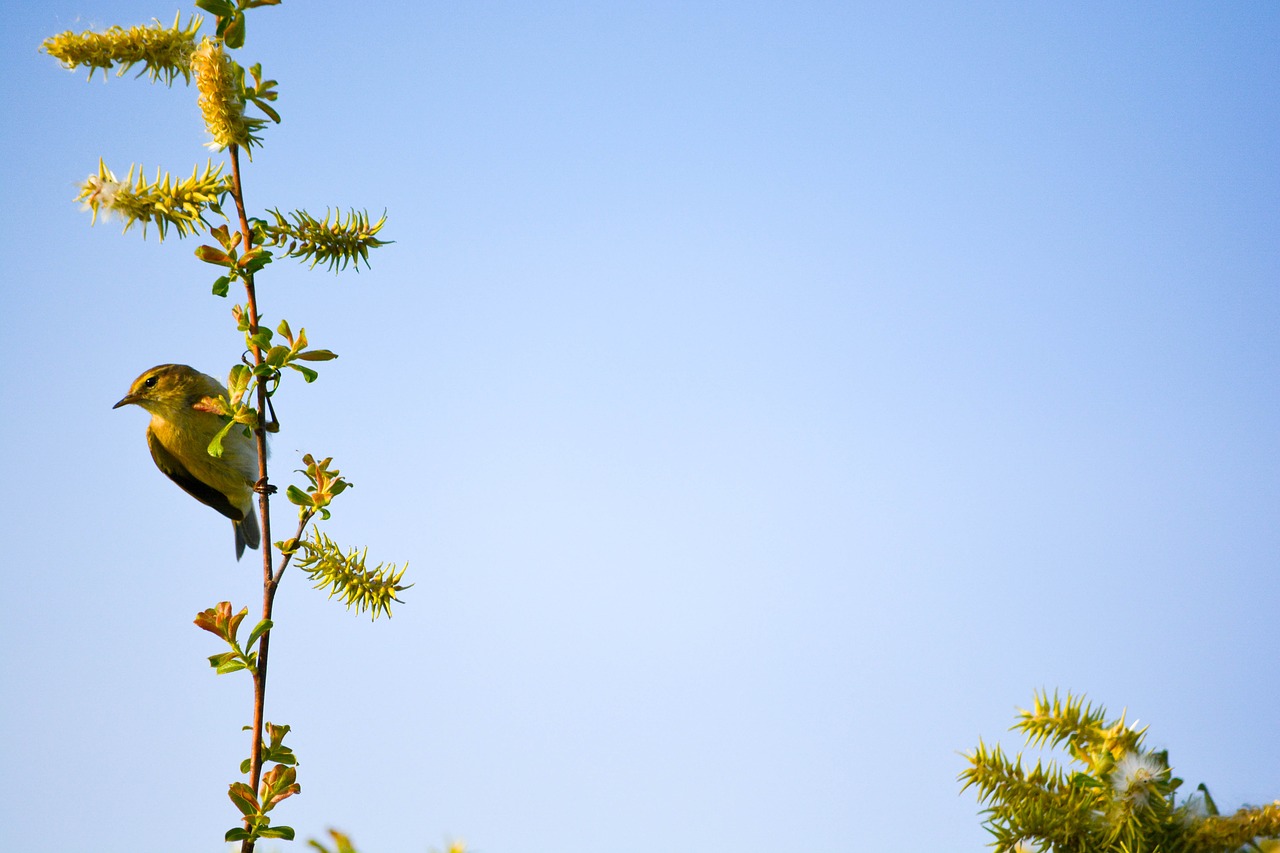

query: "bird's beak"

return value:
[113, 394, 136, 410]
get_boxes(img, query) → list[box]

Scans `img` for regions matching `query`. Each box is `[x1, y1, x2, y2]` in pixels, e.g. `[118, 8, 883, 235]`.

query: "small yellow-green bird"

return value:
[114, 364, 261, 560]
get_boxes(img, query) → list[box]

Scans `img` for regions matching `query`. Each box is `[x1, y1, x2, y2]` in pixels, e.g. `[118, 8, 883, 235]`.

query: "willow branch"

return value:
[228, 141, 276, 853]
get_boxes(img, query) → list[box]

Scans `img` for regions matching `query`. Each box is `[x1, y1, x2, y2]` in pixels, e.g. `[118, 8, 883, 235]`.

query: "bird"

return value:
[114, 363, 261, 560]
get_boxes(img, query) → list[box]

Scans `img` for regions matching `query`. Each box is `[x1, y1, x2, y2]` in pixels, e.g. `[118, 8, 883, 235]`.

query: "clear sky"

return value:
[2, 2, 1278, 851]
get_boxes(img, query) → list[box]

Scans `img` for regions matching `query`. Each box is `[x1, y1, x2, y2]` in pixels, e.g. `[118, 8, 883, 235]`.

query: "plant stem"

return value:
[229, 142, 276, 853]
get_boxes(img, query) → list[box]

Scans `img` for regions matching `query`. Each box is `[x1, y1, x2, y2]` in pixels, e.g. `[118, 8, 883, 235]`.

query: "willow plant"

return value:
[44, 4, 405, 850]
[961, 691, 1280, 853]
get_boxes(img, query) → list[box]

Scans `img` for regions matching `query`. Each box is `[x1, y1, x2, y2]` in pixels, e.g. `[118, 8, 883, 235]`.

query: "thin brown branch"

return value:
[228, 144, 315, 851]
[229, 142, 276, 853]
[272, 510, 315, 588]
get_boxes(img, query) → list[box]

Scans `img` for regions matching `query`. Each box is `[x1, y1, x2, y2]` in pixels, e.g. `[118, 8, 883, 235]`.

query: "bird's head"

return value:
[113, 364, 219, 415]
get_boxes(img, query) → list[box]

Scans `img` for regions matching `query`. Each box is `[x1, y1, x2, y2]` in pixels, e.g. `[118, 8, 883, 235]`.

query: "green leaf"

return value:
[265, 345, 291, 368]
[246, 619, 273, 650]
[196, 0, 236, 16]
[239, 248, 273, 274]
[249, 329, 274, 349]
[228, 364, 253, 397]
[260, 825, 296, 840]
[290, 364, 319, 383]
[277, 318, 293, 341]
[265, 722, 292, 744]
[260, 765, 300, 809]
[225, 605, 248, 637]
[196, 244, 231, 265]
[286, 485, 313, 507]
[212, 275, 231, 297]
[296, 349, 338, 361]
[224, 827, 252, 842]
[254, 99, 282, 123]
[227, 782, 259, 816]
[207, 418, 236, 459]
[216, 659, 248, 675]
[1197, 782, 1220, 816]
[223, 13, 246, 48]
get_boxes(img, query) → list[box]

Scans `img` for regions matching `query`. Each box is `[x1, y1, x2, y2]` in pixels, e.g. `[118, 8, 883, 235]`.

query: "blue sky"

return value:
[2, 2, 1278, 851]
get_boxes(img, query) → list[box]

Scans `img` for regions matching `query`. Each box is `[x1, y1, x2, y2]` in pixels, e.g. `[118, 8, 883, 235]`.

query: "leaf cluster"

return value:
[194, 602, 271, 676]
[196, 0, 279, 50]
[226, 760, 299, 843]
[241, 722, 297, 775]
[196, 603, 300, 844]
[240, 62, 281, 123]
[199, 222, 271, 296]
[283, 453, 351, 522]
[239, 318, 338, 385]
[192, 363, 262, 457]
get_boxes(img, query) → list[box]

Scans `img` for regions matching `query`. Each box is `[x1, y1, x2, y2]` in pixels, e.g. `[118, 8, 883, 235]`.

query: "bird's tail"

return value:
[234, 508, 262, 561]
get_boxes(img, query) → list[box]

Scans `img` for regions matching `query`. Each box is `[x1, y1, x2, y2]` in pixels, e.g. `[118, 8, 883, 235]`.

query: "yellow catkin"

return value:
[42, 13, 200, 83]
[191, 38, 259, 150]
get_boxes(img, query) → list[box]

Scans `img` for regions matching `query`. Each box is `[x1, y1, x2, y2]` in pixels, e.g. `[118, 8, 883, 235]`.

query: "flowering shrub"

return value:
[961, 691, 1280, 853]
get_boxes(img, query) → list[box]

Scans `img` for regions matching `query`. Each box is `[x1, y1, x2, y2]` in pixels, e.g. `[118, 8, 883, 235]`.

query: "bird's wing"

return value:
[146, 427, 246, 522]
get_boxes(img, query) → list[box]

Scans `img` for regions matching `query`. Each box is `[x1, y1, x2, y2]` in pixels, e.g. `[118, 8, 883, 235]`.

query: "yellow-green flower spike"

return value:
[42, 13, 201, 85]
[191, 38, 265, 151]
[261, 208, 391, 272]
[76, 158, 230, 239]
[294, 531, 410, 621]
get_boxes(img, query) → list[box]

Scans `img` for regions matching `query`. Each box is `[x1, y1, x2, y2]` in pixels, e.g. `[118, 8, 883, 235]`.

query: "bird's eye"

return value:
[144, 376, 158, 388]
